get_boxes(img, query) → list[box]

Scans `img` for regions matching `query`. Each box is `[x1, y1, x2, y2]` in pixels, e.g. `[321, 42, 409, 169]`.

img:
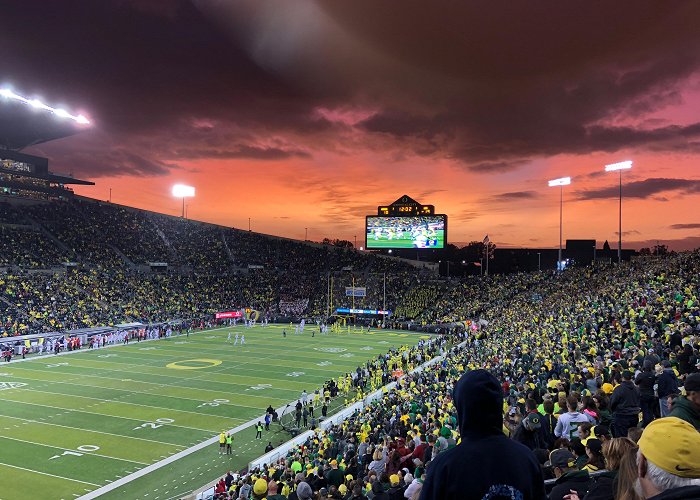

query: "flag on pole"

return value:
[483, 234, 490, 244]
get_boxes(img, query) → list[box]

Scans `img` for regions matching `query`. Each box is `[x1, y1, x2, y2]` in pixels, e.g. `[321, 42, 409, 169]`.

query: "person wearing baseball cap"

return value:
[325, 458, 343, 488]
[636, 417, 700, 499]
[670, 372, 700, 431]
[547, 449, 593, 500]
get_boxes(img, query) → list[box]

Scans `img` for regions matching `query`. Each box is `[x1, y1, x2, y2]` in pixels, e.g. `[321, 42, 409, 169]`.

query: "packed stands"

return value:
[205, 251, 700, 499]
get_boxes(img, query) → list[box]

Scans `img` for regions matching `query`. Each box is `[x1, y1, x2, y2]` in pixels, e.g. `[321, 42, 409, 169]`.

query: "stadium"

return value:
[2, 3, 700, 500]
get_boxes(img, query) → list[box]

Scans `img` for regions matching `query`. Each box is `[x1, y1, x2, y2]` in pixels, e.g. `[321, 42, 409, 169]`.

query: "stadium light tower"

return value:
[548, 176, 571, 268]
[604, 160, 633, 264]
[172, 184, 195, 218]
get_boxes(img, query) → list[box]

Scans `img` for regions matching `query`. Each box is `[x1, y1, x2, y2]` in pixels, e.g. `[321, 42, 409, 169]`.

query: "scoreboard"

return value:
[366, 195, 446, 249]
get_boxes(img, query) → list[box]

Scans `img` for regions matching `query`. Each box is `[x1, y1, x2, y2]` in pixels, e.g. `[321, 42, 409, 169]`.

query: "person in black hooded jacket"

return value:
[420, 369, 546, 500]
[635, 361, 656, 427]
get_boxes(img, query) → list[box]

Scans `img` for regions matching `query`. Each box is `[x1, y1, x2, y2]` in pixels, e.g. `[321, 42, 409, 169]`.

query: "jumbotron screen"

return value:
[365, 215, 447, 249]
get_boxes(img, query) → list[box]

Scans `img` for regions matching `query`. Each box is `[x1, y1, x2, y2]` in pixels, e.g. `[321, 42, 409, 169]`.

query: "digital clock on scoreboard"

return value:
[377, 204, 434, 216]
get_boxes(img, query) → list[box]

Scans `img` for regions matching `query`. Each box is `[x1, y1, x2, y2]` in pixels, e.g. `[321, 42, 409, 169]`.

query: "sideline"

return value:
[0, 326, 230, 366]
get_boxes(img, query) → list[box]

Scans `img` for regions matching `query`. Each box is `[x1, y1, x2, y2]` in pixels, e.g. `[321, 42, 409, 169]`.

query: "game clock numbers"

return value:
[377, 205, 434, 216]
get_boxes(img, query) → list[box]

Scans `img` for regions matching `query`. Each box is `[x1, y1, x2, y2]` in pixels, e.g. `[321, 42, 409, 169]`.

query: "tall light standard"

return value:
[172, 184, 195, 219]
[604, 160, 633, 264]
[548, 177, 571, 268]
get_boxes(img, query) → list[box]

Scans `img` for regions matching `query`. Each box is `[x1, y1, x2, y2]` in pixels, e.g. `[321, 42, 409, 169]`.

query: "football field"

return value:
[366, 229, 445, 249]
[0, 325, 426, 500]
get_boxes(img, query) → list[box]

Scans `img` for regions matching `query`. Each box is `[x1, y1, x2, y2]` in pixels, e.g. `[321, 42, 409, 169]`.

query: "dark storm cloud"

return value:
[575, 178, 700, 200]
[3, 0, 700, 176]
[489, 191, 539, 202]
[670, 223, 700, 230]
[628, 235, 700, 251]
[171, 145, 311, 160]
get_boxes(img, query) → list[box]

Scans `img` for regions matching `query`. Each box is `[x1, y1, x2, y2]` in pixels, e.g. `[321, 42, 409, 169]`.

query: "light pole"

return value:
[305, 227, 308, 241]
[537, 252, 541, 272]
[172, 184, 195, 219]
[605, 161, 633, 264]
[548, 176, 571, 269]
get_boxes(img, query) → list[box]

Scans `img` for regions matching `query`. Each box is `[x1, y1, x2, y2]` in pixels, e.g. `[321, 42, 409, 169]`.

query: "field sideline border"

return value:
[75, 327, 425, 499]
[1, 325, 231, 366]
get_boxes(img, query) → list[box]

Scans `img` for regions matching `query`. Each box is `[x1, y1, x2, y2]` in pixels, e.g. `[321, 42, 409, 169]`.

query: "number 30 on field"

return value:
[133, 418, 174, 430]
[49, 445, 100, 460]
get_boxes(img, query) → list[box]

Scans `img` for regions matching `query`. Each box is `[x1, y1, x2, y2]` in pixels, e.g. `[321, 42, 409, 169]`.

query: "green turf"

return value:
[365, 229, 445, 249]
[0, 325, 428, 500]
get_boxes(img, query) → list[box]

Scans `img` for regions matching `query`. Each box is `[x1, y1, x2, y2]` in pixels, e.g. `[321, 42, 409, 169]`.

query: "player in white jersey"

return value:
[241, 335, 245, 345]
[233, 334, 239, 345]
[227, 331, 232, 342]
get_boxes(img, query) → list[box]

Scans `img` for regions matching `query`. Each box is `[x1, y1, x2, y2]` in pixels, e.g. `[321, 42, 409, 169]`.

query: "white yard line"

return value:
[0, 397, 221, 434]
[0, 461, 101, 487]
[75, 339, 331, 500]
[0, 434, 149, 466]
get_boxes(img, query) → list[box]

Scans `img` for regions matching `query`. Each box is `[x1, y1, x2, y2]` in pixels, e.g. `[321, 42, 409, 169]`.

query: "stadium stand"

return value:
[1, 195, 699, 500]
[203, 252, 700, 499]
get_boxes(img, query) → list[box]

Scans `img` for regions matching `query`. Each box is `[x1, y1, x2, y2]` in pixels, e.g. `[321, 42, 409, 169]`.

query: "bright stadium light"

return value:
[604, 160, 632, 172]
[172, 184, 195, 218]
[548, 176, 572, 268]
[0, 86, 91, 125]
[605, 160, 633, 263]
[548, 176, 571, 187]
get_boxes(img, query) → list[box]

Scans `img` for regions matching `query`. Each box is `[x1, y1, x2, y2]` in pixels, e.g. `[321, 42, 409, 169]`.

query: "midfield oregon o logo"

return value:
[166, 359, 222, 370]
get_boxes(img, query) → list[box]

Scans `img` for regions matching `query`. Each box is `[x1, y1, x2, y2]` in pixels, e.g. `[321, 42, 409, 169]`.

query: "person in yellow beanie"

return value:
[252, 477, 269, 499]
[636, 417, 700, 499]
[387, 473, 403, 497]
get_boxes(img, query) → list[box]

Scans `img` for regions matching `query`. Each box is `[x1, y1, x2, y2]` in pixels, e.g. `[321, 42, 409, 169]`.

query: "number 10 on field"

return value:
[49, 445, 100, 460]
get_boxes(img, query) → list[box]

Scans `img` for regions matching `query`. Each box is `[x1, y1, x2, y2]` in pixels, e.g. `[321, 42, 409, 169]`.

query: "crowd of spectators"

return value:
[209, 251, 700, 499]
[0, 197, 431, 336]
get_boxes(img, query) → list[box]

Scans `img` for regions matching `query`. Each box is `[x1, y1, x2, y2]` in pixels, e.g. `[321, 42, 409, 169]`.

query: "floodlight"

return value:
[605, 161, 633, 172]
[548, 177, 571, 187]
[172, 184, 195, 197]
[605, 160, 633, 264]
[0, 86, 90, 125]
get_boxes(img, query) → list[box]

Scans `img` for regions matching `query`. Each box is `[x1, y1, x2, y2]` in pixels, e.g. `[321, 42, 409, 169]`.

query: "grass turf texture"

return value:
[365, 230, 445, 249]
[0, 325, 427, 500]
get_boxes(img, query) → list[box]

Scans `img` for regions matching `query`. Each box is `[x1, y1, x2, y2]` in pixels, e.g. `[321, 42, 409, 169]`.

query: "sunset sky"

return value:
[2, 1, 700, 249]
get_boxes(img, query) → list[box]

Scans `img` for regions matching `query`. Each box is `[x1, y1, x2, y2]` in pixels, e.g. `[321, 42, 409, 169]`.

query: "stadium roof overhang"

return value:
[0, 95, 88, 150]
